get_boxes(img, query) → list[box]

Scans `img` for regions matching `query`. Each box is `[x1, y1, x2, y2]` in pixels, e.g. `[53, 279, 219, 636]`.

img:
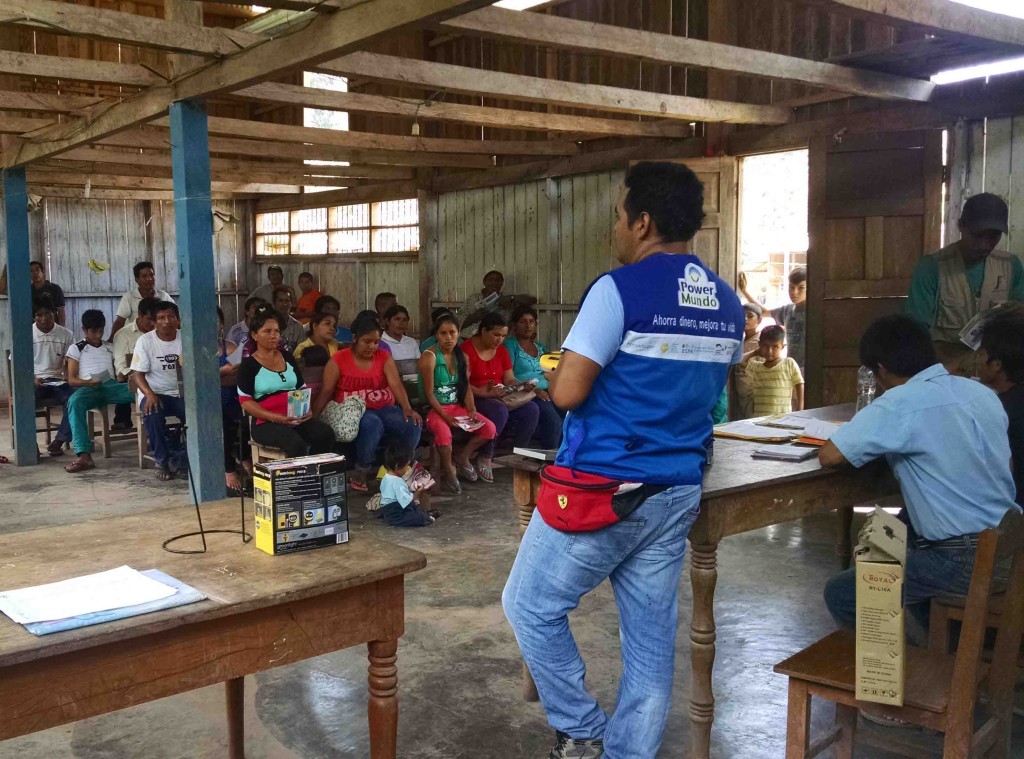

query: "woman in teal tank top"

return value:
[418, 313, 497, 494]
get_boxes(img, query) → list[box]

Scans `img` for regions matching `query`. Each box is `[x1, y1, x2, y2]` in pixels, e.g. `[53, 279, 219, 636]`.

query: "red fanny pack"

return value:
[536, 465, 665, 532]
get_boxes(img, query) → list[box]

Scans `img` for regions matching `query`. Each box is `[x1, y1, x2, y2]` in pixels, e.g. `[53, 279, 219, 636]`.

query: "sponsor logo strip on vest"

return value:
[618, 331, 740, 363]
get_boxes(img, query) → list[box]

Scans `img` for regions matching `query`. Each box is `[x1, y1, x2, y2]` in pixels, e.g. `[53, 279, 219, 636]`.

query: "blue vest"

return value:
[555, 253, 744, 485]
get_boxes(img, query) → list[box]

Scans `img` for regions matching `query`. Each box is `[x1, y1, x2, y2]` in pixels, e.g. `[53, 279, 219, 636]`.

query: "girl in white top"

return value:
[381, 304, 421, 383]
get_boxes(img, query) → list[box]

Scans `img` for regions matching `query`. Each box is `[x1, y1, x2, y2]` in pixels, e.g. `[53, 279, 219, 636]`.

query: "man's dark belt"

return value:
[911, 533, 980, 551]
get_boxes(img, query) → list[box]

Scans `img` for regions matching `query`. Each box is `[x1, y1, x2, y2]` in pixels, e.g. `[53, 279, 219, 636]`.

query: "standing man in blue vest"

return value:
[503, 162, 745, 759]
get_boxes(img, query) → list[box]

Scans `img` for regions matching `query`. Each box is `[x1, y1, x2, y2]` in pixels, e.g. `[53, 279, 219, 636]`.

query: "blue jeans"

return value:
[533, 397, 564, 449]
[824, 543, 976, 631]
[503, 485, 701, 758]
[141, 393, 187, 470]
[354, 405, 422, 468]
[35, 382, 75, 443]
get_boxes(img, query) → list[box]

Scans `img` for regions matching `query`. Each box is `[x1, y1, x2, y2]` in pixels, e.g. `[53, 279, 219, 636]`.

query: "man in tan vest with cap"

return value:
[906, 192, 1024, 375]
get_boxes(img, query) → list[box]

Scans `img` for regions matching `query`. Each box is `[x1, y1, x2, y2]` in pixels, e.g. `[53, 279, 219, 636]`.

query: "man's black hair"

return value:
[623, 162, 705, 243]
[244, 296, 265, 312]
[789, 267, 808, 285]
[981, 313, 1024, 384]
[33, 298, 55, 316]
[298, 271, 314, 280]
[82, 309, 106, 331]
[314, 294, 340, 312]
[272, 286, 293, 303]
[384, 444, 413, 472]
[267, 264, 283, 275]
[29, 260, 44, 271]
[137, 296, 161, 318]
[859, 315, 937, 378]
[759, 325, 786, 344]
[153, 300, 179, 320]
[133, 261, 154, 279]
[374, 291, 397, 306]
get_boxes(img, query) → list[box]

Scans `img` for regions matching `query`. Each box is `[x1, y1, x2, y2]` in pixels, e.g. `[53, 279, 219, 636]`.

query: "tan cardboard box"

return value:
[855, 507, 908, 707]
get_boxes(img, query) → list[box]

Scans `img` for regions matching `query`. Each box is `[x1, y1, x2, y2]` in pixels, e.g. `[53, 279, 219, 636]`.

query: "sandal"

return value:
[47, 440, 65, 457]
[477, 465, 494, 483]
[349, 478, 368, 493]
[64, 458, 95, 473]
[455, 460, 478, 482]
[443, 477, 462, 496]
[155, 467, 175, 481]
[428, 509, 442, 520]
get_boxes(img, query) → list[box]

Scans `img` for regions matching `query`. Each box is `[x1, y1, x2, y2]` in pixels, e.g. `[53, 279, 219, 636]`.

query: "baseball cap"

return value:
[742, 302, 763, 317]
[961, 193, 1008, 234]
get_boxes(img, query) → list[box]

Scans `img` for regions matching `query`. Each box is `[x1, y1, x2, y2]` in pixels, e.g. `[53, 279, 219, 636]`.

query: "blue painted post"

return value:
[169, 99, 225, 503]
[4, 167, 37, 466]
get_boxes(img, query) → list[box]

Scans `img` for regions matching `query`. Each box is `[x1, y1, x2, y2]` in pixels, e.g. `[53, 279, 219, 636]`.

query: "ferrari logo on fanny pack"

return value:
[558, 494, 568, 510]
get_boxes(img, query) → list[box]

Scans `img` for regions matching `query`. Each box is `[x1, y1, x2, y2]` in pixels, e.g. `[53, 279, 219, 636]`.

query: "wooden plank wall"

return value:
[430, 169, 623, 349]
[0, 197, 250, 402]
[947, 117, 1024, 262]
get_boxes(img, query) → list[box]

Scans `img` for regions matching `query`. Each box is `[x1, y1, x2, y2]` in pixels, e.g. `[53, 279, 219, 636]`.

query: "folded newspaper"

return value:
[454, 415, 485, 432]
[959, 302, 1024, 350]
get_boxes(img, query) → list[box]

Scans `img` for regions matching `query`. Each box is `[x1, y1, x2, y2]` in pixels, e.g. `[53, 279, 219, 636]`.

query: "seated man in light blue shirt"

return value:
[819, 314, 1020, 632]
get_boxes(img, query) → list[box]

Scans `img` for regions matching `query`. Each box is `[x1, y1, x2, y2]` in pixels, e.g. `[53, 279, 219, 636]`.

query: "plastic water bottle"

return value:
[855, 366, 876, 413]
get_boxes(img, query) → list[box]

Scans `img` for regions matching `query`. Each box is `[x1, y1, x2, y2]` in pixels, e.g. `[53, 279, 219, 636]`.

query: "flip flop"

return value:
[349, 478, 368, 492]
[443, 478, 462, 496]
[64, 459, 95, 473]
[455, 460, 478, 482]
[477, 465, 494, 483]
[155, 467, 176, 481]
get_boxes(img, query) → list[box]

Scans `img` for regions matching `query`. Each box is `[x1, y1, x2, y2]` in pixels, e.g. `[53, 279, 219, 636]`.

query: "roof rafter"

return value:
[823, 0, 1024, 48]
[0, 0, 264, 57]
[234, 82, 692, 138]
[6, 0, 496, 167]
[320, 52, 793, 124]
[441, 6, 935, 102]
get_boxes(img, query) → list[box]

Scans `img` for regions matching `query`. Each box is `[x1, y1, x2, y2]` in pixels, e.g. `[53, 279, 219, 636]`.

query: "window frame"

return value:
[254, 199, 420, 263]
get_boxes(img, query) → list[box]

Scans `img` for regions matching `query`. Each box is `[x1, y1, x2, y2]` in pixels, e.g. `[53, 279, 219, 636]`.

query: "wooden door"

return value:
[806, 131, 943, 407]
[631, 157, 739, 285]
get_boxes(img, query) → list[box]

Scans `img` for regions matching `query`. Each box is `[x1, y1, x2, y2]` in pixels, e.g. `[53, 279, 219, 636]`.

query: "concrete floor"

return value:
[0, 423, 1021, 758]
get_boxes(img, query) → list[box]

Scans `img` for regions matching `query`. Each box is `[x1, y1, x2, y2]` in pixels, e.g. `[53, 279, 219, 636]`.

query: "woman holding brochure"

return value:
[419, 313, 497, 495]
[237, 305, 335, 459]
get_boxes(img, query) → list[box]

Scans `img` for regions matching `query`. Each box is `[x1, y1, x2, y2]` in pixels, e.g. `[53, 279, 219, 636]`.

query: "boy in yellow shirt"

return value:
[737, 325, 804, 415]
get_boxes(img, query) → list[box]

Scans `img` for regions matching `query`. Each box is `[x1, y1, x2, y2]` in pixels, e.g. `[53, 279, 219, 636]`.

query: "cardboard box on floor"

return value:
[855, 507, 908, 707]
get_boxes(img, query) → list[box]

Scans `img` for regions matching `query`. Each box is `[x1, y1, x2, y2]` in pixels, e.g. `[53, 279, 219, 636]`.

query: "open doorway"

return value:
[737, 150, 809, 311]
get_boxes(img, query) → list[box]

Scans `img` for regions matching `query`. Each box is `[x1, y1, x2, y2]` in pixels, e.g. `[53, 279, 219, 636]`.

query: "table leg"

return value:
[689, 540, 719, 759]
[836, 505, 854, 570]
[368, 639, 399, 759]
[225, 677, 245, 759]
[512, 468, 541, 702]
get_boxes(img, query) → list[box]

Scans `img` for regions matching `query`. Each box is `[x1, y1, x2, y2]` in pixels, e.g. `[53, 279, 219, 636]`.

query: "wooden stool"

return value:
[86, 405, 137, 459]
[775, 510, 1024, 759]
[250, 441, 287, 465]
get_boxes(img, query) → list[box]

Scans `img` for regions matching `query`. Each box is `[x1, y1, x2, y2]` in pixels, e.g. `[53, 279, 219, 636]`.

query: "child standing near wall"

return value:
[377, 445, 441, 527]
[737, 324, 805, 416]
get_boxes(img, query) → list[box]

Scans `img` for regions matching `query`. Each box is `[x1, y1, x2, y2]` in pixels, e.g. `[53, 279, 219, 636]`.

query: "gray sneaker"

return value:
[548, 732, 604, 759]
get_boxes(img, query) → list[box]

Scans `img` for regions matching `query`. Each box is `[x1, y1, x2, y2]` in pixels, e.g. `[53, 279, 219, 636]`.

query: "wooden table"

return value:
[498, 404, 899, 759]
[0, 500, 426, 759]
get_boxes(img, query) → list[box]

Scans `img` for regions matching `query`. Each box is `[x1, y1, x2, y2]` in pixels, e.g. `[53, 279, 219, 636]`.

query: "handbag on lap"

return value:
[320, 395, 365, 442]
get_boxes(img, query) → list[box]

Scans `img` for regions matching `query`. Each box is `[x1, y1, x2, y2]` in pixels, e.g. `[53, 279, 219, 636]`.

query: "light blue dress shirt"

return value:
[831, 363, 1020, 540]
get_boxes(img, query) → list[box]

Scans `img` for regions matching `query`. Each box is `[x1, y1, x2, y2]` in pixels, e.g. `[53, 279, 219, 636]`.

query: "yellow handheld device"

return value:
[540, 351, 562, 372]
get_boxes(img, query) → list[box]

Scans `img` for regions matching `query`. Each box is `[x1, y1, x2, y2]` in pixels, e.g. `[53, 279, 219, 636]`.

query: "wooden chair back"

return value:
[946, 508, 1024, 751]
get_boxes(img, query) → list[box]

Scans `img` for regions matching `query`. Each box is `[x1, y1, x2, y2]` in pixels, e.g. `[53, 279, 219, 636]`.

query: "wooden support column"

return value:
[3, 166, 36, 465]
[169, 99, 224, 503]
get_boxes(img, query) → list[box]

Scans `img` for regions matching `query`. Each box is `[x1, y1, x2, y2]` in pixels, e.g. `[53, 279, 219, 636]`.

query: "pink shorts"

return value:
[426, 405, 497, 447]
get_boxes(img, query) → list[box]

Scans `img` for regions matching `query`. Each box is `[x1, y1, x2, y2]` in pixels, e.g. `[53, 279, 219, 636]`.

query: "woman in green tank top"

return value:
[418, 314, 497, 495]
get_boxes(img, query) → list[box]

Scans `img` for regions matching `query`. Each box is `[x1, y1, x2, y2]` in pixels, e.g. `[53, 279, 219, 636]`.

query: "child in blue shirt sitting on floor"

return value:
[378, 445, 441, 527]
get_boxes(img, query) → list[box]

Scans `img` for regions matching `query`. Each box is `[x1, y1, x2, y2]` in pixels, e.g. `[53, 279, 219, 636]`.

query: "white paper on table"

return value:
[802, 418, 842, 441]
[0, 565, 177, 624]
[714, 421, 799, 440]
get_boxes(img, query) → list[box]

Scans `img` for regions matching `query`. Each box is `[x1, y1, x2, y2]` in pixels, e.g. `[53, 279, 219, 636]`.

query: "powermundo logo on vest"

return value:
[678, 263, 719, 310]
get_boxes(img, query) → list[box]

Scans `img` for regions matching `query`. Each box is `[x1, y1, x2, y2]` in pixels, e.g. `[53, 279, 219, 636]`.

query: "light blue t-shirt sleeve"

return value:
[380, 474, 414, 509]
[830, 397, 914, 468]
[562, 275, 625, 368]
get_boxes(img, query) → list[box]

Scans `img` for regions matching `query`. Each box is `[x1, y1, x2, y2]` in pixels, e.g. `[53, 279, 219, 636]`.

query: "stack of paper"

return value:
[714, 421, 798, 442]
[752, 444, 819, 462]
[0, 566, 205, 636]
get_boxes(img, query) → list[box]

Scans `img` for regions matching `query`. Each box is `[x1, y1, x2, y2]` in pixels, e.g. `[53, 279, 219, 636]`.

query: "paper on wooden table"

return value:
[0, 565, 177, 624]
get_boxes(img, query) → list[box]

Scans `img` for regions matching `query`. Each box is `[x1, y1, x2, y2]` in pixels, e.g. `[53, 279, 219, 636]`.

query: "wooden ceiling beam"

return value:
[34, 160, 363, 187]
[822, 0, 1024, 48]
[255, 179, 419, 212]
[24, 170, 301, 193]
[7, 0, 496, 166]
[234, 82, 693, 138]
[0, 0, 264, 57]
[52, 146, 416, 178]
[442, 6, 935, 103]
[319, 52, 793, 124]
[0, 51, 161, 87]
[0, 90, 107, 113]
[148, 114, 579, 155]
